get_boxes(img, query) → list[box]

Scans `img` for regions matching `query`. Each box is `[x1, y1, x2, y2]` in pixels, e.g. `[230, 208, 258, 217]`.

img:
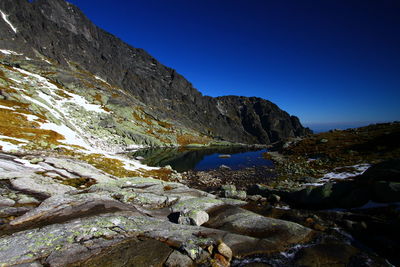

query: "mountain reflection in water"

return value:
[129, 147, 273, 172]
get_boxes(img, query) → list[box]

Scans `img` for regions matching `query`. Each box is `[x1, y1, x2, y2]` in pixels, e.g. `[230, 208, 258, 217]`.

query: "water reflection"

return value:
[129, 146, 273, 172]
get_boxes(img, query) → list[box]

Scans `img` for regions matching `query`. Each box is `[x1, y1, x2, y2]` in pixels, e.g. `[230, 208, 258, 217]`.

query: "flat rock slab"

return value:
[10, 174, 75, 198]
[205, 206, 313, 248]
[48, 238, 173, 267]
[0, 212, 296, 266]
[9, 193, 140, 230]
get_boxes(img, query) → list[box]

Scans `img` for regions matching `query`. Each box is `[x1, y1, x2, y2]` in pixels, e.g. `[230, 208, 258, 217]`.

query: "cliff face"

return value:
[0, 0, 311, 145]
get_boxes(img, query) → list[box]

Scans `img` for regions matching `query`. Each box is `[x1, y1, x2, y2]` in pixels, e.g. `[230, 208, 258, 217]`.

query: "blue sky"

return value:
[67, 0, 400, 130]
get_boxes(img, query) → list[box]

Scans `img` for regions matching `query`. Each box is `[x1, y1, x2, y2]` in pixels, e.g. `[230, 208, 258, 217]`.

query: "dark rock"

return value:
[372, 181, 400, 203]
[359, 159, 400, 183]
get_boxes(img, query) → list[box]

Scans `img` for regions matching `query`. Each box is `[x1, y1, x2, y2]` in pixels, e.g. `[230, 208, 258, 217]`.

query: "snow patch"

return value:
[43, 59, 52, 64]
[8, 78, 22, 84]
[0, 135, 28, 143]
[0, 10, 17, 33]
[41, 122, 91, 149]
[94, 75, 109, 85]
[19, 113, 40, 122]
[0, 105, 16, 111]
[13, 158, 44, 170]
[0, 49, 21, 56]
[320, 163, 370, 182]
[0, 140, 21, 152]
[65, 92, 108, 113]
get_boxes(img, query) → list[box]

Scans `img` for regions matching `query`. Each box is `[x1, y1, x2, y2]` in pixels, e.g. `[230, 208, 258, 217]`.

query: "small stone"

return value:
[217, 242, 232, 260]
[135, 156, 145, 160]
[319, 138, 328, 143]
[218, 154, 231, 158]
[189, 210, 209, 226]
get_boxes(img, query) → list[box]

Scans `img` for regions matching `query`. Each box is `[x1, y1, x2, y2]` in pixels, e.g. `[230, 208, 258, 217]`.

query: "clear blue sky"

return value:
[68, 0, 400, 130]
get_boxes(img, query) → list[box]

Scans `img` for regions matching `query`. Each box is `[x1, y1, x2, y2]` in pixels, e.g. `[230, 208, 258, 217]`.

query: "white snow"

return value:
[94, 75, 109, 85]
[13, 158, 44, 170]
[66, 92, 108, 113]
[303, 163, 371, 187]
[19, 113, 40, 122]
[0, 104, 16, 111]
[0, 140, 21, 152]
[0, 135, 28, 143]
[0, 10, 17, 33]
[41, 122, 92, 149]
[0, 49, 21, 56]
[320, 163, 370, 182]
[43, 59, 52, 64]
[8, 78, 22, 84]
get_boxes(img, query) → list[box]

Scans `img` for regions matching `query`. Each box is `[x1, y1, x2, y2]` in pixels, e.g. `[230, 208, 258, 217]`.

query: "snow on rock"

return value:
[1, 65, 152, 172]
[0, 135, 29, 144]
[94, 75, 110, 85]
[320, 164, 370, 182]
[13, 158, 44, 170]
[40, 122, 91, 150]
[304, 164, 371, 187]
[0, 140, 21, 152]
[0, 49, 21, 56]
[0, 104, 16, 111]
[0, 10, 17, 33]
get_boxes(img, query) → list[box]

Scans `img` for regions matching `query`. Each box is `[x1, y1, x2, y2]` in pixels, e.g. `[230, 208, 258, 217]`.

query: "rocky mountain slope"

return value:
[0, 0, 310, 148]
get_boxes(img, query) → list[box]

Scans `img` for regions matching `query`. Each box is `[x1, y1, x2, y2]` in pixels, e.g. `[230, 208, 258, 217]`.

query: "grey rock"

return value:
[10, 174, 75, 198]
[10, 193, 139, 229]
[206, 206, 313, 248]
[0, 196, 15, 207]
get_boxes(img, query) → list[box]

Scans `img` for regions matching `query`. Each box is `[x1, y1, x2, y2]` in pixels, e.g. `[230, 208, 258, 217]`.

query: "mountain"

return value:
[0, 0, 310, 155]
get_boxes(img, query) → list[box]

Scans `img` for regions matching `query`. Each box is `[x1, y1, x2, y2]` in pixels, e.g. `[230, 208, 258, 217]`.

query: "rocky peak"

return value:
[0, 0, 311, 145]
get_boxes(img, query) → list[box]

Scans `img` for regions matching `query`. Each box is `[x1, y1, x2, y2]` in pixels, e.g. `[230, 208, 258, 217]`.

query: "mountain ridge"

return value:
[0, 0, 311, 146]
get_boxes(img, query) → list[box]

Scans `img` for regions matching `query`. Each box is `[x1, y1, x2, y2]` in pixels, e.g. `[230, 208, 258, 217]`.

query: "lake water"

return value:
[129, 147, 273, 172]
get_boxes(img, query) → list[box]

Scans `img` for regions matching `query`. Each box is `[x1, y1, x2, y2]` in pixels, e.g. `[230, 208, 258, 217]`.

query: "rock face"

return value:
[0, 0, 310, 145]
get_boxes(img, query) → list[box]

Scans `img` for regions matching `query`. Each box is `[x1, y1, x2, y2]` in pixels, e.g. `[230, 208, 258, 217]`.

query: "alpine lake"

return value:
[128, 146, 273, 172]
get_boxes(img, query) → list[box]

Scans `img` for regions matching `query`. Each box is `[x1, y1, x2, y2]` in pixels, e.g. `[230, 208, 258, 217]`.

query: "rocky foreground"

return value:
[0, 146, 395, 266]
[182, 122, 400, 266]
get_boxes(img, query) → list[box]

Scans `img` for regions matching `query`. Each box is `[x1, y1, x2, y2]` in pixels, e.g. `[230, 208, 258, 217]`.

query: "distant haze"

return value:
[303, 121, 392, 133]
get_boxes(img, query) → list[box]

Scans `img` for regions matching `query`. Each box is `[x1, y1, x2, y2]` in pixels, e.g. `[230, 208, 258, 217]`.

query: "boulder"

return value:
[205, 206, 313, 249]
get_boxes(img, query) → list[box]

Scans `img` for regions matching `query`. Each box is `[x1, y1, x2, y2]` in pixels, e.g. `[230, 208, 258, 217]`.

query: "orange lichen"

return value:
[141, 168, 173, 181]
[177, 133, 211, 146]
